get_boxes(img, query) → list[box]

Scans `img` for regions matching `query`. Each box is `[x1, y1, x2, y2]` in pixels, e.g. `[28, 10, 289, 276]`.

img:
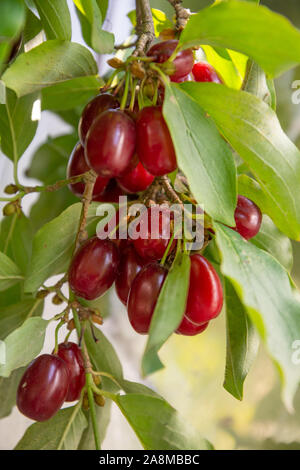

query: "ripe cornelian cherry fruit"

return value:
[69, 237, 119, 300]
[147, 40, 194, 81]
[17, 354, 70, 422]
[184, 254, 223, 325]
[133, 205, 176, 261]
[67, 143, 109, 198]
[117, 161, 154, 194]
[233, 195, 262, 240]
[192, 62, 223, 84]
[127, 263, 167, 334]
[94, 179, 125, 203]
[85, 109, 136, 178]
[78, 93, 119, 144]
[136, 106, 177, 176]
[176, 316, 209, 336]
[115, 243, 146, 306]
[55, 342, 85, 402]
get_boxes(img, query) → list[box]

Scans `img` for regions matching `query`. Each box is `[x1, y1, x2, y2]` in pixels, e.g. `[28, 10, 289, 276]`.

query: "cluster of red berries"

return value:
[17, 343, 85, 421]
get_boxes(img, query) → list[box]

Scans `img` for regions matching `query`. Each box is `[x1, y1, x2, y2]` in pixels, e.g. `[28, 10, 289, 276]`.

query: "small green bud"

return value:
[3, 202, 17, 217]
[4, 184, 18, 195]
[36, 289, 49, 299]
[52, 294, 63, 305]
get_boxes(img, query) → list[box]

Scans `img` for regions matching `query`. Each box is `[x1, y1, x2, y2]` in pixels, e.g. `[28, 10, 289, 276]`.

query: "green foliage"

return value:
[0, 298, 44, 340]
[0, 367, 26, 419]
[0, 251, 23, 292]
[0, 0, 25, 41]
[33, 0, 72, 41]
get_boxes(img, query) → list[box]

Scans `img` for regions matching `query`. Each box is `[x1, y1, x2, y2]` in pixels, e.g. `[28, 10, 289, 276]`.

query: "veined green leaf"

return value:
[33, 0, 71, 40]
[0, 251, 23, 292]
[0, 367, 26, 419]
[0, 298, 44, 340]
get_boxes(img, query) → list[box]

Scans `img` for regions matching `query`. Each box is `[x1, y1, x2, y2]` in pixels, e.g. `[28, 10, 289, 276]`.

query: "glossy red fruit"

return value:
[185, 254, 223, 325]
[233, 195, 262, 240]
[17, 354, 69, 422]
[85, 109, 136, 178]
[171, 73, 192, 83]
[192, 62, 223, 84]
[176, 316, 209, 336]
[67, 143, 109, 198]
[69, 237, 119, 300]
[127, 263, 167, 334]
[56, 342, 85, 402]
[147, 40, 194, 81]
[78, 94, 119, 144]
[115, 244, 146, 306]
[133, 205, 176, 261]
[94, 179, 125, 203]
[136, 106, 177, 176]
[117, 161, 154, 194]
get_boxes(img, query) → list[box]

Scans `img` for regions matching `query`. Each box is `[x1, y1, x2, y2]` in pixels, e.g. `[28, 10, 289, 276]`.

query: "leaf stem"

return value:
[86, 372, 101, 450]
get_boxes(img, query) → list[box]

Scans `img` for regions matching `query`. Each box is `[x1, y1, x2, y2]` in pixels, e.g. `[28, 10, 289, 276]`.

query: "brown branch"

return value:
[167, 0, 190, 32]
[158, 175, 184, 206]
[133, 0, 155, 56]
[73, 170, 97, 251]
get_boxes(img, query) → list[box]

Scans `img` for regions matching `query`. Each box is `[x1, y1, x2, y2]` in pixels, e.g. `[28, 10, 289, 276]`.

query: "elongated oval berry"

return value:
[147, 40, 194, 81]
[127, 263, 167, 334]
[78, 93, 119, 144]
[176, 316, 209, 336]
[192, 62, 223, 84]
[233, 195, 262, 240]
[117, 161, 154, 194]
[185, 254, 223, 325]
[69, 237, 119, 300]
[115, 244, 146, 306]
[94, 179, 125, 203]
[67, 143, 109, 198]
[56, 342, 85, 401]
[136, 106, 177, 176]
[17, 354, 69, 422]
[85, 110, 136, 178]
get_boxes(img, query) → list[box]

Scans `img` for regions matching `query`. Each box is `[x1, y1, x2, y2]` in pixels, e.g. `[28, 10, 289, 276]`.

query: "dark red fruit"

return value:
[233, 195, 262, 240]
[192, 62, 223, 84]
[67, 143, 109, 198]
[132, 205, 176, 261]
[56, 342, 85, 402]
[94, 179, 125, 203]
[78, 93, 119, 144]
[185, 254, 223, 325]
[171, 74, 192, 83]
[176, 316, 209, 336]
[69, 237, 119, 300]
[85, 110, 136, 178]
[147, 40, 194, 81]
[117, 161, 154, 194]
[136, 106, 177, 176]
[115, 244, 146, 306]
[17, 354, 69, 422]
[127, 263, 167, 334]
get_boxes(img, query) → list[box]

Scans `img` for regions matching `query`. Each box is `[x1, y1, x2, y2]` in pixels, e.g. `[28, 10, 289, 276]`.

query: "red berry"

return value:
[176, 316, 209, 336]
[171, 73, 192, 83]
[17, 354, 69, 422]
[115, 244, 146, 306]
[233, 195, 262, 240]
[94, 179, 125, 203]
[132, 205, 176, 261]
[185, 254, 223, 325]
[127, 263, 167, 334]
[78, 93, 119, 144]
[67, 143, 109, 198]
[147, 40, 194, 81]
[192, 62, 223, 84]
[55, 342, 85, 402]
[117, 161, 154, 194]
[69, 237, 119, 300]
[136, 106, 177, 176]
[85, 110, 136, 178]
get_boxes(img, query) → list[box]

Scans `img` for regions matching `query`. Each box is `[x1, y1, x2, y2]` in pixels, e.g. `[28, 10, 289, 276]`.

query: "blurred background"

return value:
[0, 0, 300, 450]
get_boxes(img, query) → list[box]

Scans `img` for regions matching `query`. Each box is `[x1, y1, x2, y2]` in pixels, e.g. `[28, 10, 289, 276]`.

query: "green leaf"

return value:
[163, 83, 236, 226]
[0, 0, 25, 41]
[142, 253, 190, 376]
[214, 223, 300, 410]
[115, 394, 212, 450]
[78, 404, 111, 449]
[251, 215, 293, 272]
[33, 0, 71, 40]
[181, 82, 300, 240]
[41, 76, 102, 111]
[0, 214, 33, 274]
[180, 1, 300, 78]
[0, 367, 26, 419]
[15, 405, 87, 450]
[24, 202, 101, 293]
[224, 278, 259, 400]
[0, 88, 39, 162]
[23, 8, 42, 46]
[202, 46, 246, 89]
[242, 61, 273, 106]
[0, 251, 23, 292]
[0, 317, 48, 377]
[2, 40, 98, 97]
[0, 298, 44, 340]
[73, 0, 114, 54]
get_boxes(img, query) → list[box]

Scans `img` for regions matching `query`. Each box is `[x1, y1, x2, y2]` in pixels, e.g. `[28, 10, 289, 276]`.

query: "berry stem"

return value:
[167, 0, 190, 32]
[86, 373, 101, 450]
[120, 71, 130, 110]
[133, 0, 155, 56]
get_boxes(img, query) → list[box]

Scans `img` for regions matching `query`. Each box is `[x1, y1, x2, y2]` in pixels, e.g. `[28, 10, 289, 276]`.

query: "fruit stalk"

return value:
[133, 0, 155, 56]
[167, 0, 190, 32]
